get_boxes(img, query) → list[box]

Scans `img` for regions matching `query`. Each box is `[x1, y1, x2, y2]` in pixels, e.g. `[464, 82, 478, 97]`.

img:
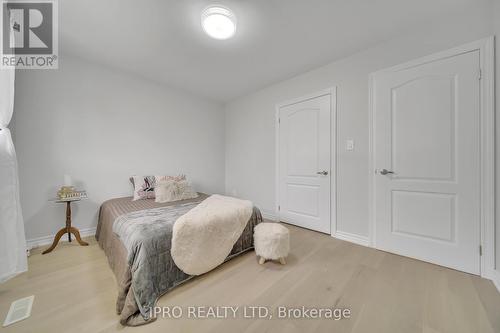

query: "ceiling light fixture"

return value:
[201, 6, 237, 40]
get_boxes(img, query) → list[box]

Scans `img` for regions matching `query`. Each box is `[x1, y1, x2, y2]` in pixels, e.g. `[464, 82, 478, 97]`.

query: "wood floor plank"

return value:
[0, 225, 498, 333]
[471, 275, 500, 332]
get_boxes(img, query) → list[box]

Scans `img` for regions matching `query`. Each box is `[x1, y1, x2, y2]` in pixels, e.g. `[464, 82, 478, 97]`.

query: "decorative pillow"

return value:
[155, 179, 198, 203]
[130, 174, 186, 200]
[129, 175, 186, 186]
[176, 180, 198, 200]
[154, 180, 179, 203]
[156, 175, 186, 183]
[131, 175, 157, 200]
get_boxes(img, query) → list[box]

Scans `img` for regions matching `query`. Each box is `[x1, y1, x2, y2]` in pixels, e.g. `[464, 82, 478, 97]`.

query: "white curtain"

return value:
[0, 14, 27, 282]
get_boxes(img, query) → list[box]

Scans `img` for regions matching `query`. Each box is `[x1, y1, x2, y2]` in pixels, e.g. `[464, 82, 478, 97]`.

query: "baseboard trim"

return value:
[261, 210, 278, 221]
[333, 231, 370, 247]
[26, 227, 96, 250]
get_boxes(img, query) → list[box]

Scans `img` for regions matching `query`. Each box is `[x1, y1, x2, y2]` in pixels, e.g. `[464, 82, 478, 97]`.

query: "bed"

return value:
[95, 193, 262, 326]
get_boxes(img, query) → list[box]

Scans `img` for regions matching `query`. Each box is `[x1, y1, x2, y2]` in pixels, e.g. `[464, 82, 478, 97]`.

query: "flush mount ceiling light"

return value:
[201, 6, 237, 40]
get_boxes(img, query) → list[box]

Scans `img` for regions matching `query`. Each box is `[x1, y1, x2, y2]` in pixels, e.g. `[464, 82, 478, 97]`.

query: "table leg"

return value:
[69, 227, 89, 246]
[42, 228, 68, 254]
[66, 201, 72, 242]
[42, 200, 88, 254]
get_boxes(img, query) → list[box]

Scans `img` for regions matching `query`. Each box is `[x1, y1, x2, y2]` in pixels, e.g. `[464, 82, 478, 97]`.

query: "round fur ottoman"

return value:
[254, 223, 290, 265]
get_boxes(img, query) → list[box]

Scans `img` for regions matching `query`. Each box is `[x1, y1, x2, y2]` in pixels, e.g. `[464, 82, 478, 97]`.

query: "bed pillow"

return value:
[176, 180, 198, 200]
[154, 179, 178, 203]
[129, 174, 186, 187]
[131, 175, 157, 200]
[155, 179, 198, 203]
[130, 174, 186, 200]
[156, 175, 186, 183]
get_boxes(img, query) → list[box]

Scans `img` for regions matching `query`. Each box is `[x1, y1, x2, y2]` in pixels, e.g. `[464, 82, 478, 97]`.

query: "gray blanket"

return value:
[113, 201, 198, 319]
[111, 196, 261, 324]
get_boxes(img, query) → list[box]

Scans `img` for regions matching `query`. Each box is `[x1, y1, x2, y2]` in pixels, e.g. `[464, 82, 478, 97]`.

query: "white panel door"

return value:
[279, 94, 331, 234]
[373, 50, 481, 274]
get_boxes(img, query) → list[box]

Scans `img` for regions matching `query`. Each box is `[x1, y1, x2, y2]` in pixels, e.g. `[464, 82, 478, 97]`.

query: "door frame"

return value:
[368, 37, 495, 278]
[275, 87, 337, 235]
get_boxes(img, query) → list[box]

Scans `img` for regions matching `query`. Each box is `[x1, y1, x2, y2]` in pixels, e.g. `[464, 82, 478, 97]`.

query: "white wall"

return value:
[13, 55, 225, 240]
[225, 5, 493, 241]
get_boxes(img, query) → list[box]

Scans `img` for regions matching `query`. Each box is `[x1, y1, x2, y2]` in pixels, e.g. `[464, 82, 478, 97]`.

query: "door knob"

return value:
[379, 169, 394, 175]
[316, 171, 328, 176]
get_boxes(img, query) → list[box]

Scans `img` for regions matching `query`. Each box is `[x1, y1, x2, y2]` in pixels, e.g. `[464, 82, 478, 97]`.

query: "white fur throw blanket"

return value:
[171, 195, 253, 275]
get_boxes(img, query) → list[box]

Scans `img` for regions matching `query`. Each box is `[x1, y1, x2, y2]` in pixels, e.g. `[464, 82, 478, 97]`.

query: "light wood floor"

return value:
[1, 224, 499, 333]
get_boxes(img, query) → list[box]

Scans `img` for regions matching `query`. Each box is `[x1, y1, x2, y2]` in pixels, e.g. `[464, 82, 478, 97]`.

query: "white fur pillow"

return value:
[154, 180, 178, 203]
[155, 180, 198, 203]
[176, 180, 198, 200]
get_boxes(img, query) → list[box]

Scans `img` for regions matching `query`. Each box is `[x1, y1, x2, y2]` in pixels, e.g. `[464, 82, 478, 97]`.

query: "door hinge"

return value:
[478, 68, 482, 80]
[479, 245, 482, 256]
[278, 205, 280, 211]
[278, 118, 280, 124]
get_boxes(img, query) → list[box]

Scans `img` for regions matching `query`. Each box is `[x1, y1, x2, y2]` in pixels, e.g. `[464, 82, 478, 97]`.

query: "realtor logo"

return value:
[1, 0, 58, 69]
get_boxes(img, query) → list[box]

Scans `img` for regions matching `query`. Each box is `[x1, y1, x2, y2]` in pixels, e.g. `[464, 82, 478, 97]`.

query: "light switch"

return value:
[346, 139, 354, 151]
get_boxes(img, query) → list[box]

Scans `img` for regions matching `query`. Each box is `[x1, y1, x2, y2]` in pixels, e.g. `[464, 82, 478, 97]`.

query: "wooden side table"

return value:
[42, 198, 89, 254]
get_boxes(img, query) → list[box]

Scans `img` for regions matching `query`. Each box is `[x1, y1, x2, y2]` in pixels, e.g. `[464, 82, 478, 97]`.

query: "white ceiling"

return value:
[60, 0, 485, 102]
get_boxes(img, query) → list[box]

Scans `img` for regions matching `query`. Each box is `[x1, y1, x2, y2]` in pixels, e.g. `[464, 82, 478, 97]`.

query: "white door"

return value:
[278, 93, 331, 234]
[373, 50, 481, 274]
